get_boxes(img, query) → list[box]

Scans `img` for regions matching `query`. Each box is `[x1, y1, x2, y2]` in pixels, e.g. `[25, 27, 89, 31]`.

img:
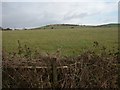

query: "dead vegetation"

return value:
[2, 41, 119, 88]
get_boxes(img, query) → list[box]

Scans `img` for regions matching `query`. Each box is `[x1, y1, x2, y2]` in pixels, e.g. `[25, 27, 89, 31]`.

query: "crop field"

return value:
[2, 26, 118, 56]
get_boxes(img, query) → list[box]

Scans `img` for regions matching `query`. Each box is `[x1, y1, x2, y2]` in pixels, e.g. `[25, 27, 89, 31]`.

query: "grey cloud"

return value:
[2, 2, 66, 28]
[2, 2, 117, 28]
[63, 12, 89, 21]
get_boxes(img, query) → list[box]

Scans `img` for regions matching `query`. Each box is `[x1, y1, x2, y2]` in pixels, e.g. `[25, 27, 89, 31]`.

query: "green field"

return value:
[2, 26, 118, 56]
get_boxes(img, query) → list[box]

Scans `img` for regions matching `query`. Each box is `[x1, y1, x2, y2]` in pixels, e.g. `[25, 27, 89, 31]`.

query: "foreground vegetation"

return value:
[2, 43, 119, 88]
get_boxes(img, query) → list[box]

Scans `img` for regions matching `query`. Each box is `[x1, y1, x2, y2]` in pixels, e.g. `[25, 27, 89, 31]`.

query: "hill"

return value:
[31, 24, 80, 30]
[31, 23, 119, 30]
[96, 23, 119, 27]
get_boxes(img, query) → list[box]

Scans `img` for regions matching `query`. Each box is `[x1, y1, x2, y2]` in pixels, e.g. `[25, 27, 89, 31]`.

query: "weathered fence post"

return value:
[51, 57, 57, 88]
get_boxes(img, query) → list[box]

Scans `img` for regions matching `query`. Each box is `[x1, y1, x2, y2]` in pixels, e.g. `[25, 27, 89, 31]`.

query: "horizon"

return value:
[1, 23, 119, 29]
[1, 1, 118, 28]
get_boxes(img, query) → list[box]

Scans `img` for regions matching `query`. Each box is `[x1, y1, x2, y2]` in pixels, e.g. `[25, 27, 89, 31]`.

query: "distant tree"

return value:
[51, 27, 54, 29]
[6, 28, 11, 30]
[2, 28, 12, 31]
[5, 28, 12, 31]
[23, 28, 27, 30]
[71, 27, 74, 29]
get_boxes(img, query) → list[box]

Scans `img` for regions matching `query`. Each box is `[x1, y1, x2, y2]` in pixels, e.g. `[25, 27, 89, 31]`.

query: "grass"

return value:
[2, 25, 119, 88]
[2, 26, 118, 56]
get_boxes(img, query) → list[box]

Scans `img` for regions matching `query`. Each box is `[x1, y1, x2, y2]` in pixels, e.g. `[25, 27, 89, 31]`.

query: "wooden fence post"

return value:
[51, 57, 57, 88]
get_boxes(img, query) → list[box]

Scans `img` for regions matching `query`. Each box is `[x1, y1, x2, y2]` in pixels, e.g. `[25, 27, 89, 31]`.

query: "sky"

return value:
[1, 0, 120, 29]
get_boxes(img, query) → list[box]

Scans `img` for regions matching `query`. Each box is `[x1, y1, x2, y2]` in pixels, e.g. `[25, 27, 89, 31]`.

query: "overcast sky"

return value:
[1, 0, 119, 29]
